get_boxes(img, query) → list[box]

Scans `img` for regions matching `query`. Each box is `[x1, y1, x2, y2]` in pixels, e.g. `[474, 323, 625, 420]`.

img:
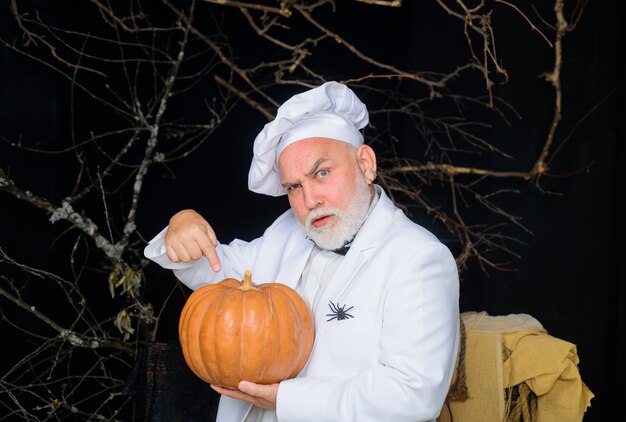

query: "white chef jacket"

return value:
[144, 186, 460, 422]
[247, 247, 344, 422]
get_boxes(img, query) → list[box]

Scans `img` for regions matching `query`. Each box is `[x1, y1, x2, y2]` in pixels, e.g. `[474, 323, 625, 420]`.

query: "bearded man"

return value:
[144, 81, 460, 422]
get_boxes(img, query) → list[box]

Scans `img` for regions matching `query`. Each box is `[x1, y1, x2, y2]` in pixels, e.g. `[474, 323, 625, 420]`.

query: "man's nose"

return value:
[303, 184, 322, 210]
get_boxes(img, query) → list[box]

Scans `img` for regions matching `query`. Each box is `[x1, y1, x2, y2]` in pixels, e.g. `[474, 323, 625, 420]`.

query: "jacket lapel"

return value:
[313, 187, 396, 323]
[275, 234, 315, 290]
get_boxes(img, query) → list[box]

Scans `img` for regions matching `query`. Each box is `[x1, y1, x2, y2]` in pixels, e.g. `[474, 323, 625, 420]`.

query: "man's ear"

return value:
[356, 144, 377, 182]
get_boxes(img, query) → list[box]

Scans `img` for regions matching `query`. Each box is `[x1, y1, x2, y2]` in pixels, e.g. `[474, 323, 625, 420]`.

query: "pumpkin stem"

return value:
[241, 270, 254, 290]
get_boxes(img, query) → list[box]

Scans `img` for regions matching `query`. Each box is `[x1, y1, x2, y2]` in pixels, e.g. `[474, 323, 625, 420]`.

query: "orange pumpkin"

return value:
[178, 270, 315, 388]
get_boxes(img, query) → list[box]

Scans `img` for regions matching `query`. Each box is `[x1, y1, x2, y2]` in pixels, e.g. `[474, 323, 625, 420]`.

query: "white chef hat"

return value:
[248, 81, 369, 196]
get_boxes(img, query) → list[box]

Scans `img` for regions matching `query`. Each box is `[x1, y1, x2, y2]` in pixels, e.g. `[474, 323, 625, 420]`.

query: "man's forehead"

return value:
[279, 153, 330, 182]
[278, 138, 351, 172]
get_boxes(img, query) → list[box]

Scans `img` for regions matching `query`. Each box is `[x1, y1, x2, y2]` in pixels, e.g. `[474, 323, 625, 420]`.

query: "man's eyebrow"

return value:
[306, 157, 329, 177]
[280, 157, 330, 189]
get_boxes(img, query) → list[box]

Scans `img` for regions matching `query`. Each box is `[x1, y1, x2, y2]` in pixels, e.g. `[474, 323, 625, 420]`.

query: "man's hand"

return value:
[211, 381, 279, 410]
[164, 209, 222, 272]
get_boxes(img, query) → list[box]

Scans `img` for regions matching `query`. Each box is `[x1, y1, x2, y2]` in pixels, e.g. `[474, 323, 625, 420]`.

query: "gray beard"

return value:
[303, 177, 372, 251]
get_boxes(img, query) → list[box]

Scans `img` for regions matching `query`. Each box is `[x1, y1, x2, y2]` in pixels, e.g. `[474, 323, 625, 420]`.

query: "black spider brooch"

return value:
[326, 301, 354, 322]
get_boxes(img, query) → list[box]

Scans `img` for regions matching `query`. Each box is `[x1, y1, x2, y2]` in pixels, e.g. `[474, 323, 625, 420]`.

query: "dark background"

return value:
[1, 1, 624, 420]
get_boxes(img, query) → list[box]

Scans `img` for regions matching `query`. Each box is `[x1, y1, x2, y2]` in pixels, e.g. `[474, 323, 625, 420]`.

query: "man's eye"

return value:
[287, 184, 301, 192]
[317, 169, 329, 178]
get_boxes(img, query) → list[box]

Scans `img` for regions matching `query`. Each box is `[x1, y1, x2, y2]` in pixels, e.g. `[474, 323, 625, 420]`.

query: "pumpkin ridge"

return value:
[275, 288, 302, 377]
[199, 290, 230, 384]
[275, 288, 294, 381]
[260, 286, 294, 380]
[265, 288, 279, 382]
[194, 287, 227, 383]
[181, 287, 215, 381]
[181, 291, 210, 376]
[238, 287, 245, 386]
[270, 285, 314, 377]
[254, 289, 270, 383]
[241, 288, 269, 383]
[214, 288, 242, 387]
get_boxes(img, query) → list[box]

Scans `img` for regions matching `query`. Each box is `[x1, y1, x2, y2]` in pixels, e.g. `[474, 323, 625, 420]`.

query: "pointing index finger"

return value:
[204, 246, 221, 272]
[197, 234, 221, 272]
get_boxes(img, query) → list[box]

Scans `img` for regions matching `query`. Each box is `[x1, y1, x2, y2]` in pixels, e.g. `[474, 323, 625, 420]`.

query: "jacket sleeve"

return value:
[143, 226, 262, 290]
[276, 243, 460, 422]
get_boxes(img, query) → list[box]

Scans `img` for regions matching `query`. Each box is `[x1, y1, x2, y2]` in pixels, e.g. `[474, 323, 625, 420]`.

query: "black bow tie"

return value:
[330, 243, 350, 256]
[306, 237, 352, 256]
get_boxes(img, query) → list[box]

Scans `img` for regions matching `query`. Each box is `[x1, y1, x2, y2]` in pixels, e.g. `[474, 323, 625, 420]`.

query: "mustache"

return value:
[305, 208, 341, 230]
